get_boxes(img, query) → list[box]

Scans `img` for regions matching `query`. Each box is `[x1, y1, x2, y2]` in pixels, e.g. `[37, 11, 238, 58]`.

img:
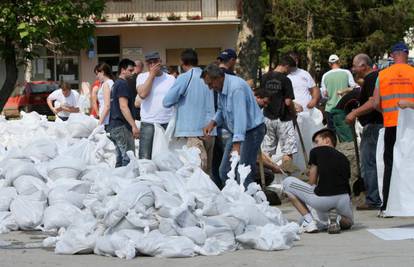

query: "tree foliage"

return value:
[0, 0, 105, 111]
[263, 0, 414, 74]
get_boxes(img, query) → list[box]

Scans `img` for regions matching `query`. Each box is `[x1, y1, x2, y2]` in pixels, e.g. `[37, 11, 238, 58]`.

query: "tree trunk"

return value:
[236, 0, 266, 82]
[0, 37, 18, 112]
[306, 11, 315, 77]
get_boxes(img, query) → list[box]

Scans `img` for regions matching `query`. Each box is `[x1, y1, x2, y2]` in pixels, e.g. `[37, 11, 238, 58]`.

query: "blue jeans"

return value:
[360, 123, 382, 207]
[212, 128, 231, 189]
[139, 122, 168, 159]
[219, 123, 266, 189]
[108, 125, 135, 167]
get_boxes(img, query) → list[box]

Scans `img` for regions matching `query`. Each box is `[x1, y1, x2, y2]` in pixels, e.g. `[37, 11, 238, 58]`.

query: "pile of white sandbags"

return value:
[0, 112, 300, 259]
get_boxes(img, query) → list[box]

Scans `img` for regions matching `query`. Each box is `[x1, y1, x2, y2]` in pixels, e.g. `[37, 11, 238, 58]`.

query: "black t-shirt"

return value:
[309, 146, 351, 196]
[108, 78, 135, 131]
[261, 71, 295, 121]
[358, 71, 383, 126]
[220, 67, 236, 76]
[127, 73, 140, 120]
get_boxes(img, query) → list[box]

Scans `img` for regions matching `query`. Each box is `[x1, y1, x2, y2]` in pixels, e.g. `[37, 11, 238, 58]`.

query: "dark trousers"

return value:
[325, 111, 336, 133]
[381, 126, 397, 211]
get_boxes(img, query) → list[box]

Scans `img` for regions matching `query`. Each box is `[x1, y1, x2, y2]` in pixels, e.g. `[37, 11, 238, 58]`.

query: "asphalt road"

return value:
[1, 204, 413, 267]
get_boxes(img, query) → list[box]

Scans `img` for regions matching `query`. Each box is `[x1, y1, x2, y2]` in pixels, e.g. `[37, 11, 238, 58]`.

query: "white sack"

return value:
[386, 108, 414, 216]
[0, 211, 18, 234]
[13, 175, 48, 196]
[43, 203, 82, 230]
[0, 187, 17, 211]
[10, 196, 45, 229]
[376, 128, 385, 201]
[236, 223, 299, 251]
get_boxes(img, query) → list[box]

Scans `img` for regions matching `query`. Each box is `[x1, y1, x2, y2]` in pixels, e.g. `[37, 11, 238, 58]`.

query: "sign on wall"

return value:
[122, 47, 144, 61]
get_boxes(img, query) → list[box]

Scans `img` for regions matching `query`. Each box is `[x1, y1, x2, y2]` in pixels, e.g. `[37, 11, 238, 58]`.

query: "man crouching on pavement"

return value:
[282, 128, 353, 234]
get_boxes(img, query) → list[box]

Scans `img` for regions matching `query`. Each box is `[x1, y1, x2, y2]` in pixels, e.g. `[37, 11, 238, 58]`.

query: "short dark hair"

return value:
[279, 55, 297, 68]
[254, 88, 272, 99]
[312, 128, 337, 147]
[118, 58, 135, 75]
[200, 63, 225, 79]
[181, 49, 198, 66]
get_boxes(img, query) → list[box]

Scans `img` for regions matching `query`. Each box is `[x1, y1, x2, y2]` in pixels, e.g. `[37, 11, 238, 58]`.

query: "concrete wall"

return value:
[80, 23, 238, 84]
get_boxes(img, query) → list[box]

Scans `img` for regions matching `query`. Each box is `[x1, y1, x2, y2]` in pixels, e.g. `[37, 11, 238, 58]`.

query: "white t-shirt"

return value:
[136, 72, 175, 124]
[288, 68, 316, 110]
[97, 79, 114, 125]
[47, 89, 79, 118]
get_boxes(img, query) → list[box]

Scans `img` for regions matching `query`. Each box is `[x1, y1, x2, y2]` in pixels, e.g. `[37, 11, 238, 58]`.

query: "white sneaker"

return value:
[300, 220, 319, 233]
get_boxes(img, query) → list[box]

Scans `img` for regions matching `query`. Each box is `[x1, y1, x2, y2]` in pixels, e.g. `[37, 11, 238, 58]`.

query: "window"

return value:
[31, 48, 80, 89]
[97, 36, 121, 76]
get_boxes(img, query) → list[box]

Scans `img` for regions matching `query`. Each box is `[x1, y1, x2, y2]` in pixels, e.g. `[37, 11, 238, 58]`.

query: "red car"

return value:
[3, 81, 59, 118]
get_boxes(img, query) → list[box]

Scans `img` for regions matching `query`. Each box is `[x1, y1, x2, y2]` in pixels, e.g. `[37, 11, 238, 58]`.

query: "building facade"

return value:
[9, 0, 240, 89]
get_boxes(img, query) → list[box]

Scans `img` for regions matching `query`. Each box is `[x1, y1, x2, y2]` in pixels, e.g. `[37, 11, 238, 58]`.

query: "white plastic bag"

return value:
[10, 196, 45, 229]
[386, 109, 414, 216]
[376, 128, 385, 201]
[0, 187, 17, 211]
[43, 203, 82, 230]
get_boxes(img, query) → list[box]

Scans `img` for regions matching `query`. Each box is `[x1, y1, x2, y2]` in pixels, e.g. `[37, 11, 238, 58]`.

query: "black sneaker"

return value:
[328, 209, 341, 234]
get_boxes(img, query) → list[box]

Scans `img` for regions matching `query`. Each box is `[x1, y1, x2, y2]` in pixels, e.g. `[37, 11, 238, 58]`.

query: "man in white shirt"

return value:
[136, 51, 175, 159]
[47, 82, 80, 121]
[288, 52, 320, 112]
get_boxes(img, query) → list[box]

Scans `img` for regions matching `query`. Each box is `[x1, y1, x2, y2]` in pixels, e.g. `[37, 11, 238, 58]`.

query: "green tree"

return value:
[0, 0, 105, 112]
[263, 0, 414, 76]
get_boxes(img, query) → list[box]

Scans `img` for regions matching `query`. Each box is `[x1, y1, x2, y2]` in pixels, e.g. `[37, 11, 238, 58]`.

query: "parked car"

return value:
[3, 81, 59, 118]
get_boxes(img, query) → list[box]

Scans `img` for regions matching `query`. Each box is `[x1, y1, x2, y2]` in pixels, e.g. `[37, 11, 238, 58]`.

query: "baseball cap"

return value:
[217, 49, 237, 61]
[391, 42, 409, 54]
[328, 54, 340, 63]
[145, 51, 161, 61]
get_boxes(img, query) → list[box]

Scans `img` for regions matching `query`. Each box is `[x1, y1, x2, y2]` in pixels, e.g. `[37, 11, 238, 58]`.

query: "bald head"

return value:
[353, 53, 372, 67]
[352, 53, 373, 78]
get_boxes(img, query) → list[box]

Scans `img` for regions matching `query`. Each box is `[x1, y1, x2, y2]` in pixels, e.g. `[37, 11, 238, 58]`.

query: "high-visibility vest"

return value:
[379, 64, 414, 127]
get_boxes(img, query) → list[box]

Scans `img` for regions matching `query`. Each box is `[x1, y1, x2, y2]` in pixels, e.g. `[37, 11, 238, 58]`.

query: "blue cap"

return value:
[391, 42, 409, 54]
[217, 49, 237, 61]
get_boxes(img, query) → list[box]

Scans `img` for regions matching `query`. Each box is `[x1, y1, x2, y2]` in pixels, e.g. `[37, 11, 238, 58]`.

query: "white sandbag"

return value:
[134, 230, 196, 258]
[117, 182, 154, 209]
[10, 196, 45, 230]
[0, 187, 17, 211]
[42, 203, 82, 230]
[48, 188, 87, 209]
[386, 108, 414, 216]
[376, 128, 385, 201]
[0, 211, 18, 234]
[94, 234, 136, 259]
[23, 138, 58, 162]
[293, 108, 324, 171]
[4, 160, 41, 185]
[65, 113, 98, 138]
[152, 124, 183, 171]
[13, 175, 48, 196]
[137, 159, 158, 174]
[236, 223, 299, 251]
[54, 212, 99, 255]
[152, 151, 183, 172]
[196, 231, 237, 256]
[47, 156, 86, 180]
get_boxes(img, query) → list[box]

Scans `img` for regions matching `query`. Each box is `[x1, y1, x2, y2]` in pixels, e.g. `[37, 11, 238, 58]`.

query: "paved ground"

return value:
[1, 204, 413, 267]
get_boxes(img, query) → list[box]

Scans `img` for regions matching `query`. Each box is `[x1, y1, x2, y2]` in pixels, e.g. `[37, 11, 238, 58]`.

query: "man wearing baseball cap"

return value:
[373, 42, 414, 217]
[320, 54, 357, 132]
[217, 48, 237, 75]
[136, 51, 175, 159]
